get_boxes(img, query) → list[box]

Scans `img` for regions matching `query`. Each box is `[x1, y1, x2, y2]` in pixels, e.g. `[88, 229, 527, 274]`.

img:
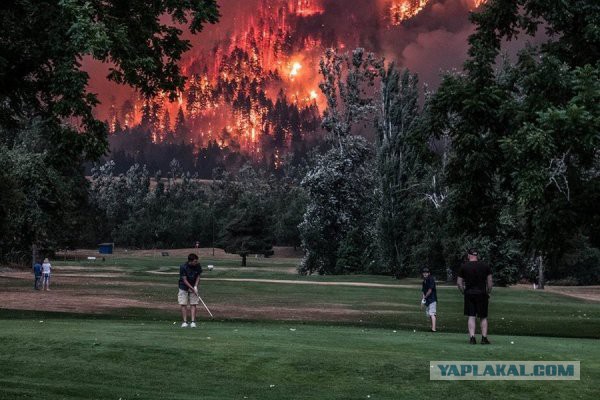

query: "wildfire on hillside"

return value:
[104, 0, 487, 162]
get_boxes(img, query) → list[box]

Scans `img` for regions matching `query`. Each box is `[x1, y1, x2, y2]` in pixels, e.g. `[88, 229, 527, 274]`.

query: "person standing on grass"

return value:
[33, 260, 42, 290]
[178, 253, 202, 328]
[41, 258, 52, 291]
[421, 267, 437, 332]
[457, 248, 493, 344]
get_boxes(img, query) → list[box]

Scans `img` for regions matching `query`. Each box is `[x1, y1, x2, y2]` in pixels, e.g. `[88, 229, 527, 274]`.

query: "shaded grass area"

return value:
[0, 319, 597, 400]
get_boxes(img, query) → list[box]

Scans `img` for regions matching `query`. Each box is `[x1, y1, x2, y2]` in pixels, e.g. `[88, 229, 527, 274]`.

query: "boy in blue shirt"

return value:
[421, 267, 437, 332]
[178, 253, 202, 328]
[33, 261, 42, 290]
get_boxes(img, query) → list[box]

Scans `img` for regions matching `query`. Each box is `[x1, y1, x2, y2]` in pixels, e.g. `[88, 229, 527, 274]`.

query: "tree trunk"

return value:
[241, 254, 246, 267]
[538, 255, 545, 290]
[32, 244, 38, 268]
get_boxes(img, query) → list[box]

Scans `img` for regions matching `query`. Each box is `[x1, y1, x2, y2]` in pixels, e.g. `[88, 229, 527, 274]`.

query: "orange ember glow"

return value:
[389, 0, 486, 25]
[290, 0, 324, 16]
[389, 0, 429, 25]
[290, 62, 302, 78]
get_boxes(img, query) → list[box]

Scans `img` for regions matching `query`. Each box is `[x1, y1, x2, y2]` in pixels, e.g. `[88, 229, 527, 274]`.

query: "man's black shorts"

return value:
[464, 293, 489, 318]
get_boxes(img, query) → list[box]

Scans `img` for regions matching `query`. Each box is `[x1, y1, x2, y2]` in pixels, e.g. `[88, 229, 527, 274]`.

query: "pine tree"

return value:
[150, 100, 163, 140]
[162, 109, 171, 140]
[121, 99, 135, 128]
[186, 74, 201, 119]
[141, 99, 152, 128]
[174, 107, 187, 137]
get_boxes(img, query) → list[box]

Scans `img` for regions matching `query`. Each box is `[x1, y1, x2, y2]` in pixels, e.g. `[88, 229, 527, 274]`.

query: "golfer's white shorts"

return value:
[425, 301, 437, 317]
[178, 289, 199, 306]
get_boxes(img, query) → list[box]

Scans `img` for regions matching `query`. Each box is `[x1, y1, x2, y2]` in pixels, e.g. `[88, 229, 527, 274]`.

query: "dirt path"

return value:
[544, 286, 600, 302]
[512, 283, 600, 302]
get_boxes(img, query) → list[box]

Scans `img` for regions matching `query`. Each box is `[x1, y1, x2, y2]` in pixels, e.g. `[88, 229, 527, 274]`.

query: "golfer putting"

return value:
[178, 253, 212, 327]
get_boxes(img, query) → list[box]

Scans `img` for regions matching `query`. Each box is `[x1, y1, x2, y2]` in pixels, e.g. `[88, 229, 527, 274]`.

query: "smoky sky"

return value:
[85, 0, 497, 117]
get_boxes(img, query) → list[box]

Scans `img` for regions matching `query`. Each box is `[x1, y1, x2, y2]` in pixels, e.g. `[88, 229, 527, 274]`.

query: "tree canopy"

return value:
[0, 0, 219, 262]
[430, 0, 600, 283]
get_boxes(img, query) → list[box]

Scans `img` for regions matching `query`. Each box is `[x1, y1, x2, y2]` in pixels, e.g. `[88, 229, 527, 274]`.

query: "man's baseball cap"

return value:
[467, 248, 478, 256]
[421, 267, 430, 273]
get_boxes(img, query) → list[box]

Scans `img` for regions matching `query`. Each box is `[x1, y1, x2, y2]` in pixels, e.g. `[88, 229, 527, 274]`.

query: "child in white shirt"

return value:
[41, 258, 52, 291]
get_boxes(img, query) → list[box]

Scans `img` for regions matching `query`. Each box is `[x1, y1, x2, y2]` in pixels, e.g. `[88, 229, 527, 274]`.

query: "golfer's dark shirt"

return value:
[179, 263, 202, 290]
[422, 275, 437, 305]
[33, 263, 42, 276]
[458, 261, 492, 295]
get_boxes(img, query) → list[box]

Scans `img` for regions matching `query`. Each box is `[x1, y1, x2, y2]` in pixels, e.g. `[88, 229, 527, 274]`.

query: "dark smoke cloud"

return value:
[376, 0, 478, 86]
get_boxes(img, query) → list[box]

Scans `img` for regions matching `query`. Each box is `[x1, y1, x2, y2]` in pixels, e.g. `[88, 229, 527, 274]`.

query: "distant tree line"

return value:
[98, 123, 320, 179]
[85, 159, 307, 266]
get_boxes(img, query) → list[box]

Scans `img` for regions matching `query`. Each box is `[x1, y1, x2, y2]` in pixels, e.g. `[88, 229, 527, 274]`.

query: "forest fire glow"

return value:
[290, 62, 302, 78]
[389, 0, 486, 25]
[101, 0, 488, 163]
[291, 0, 324, 16]
[389, 0, 430, 25]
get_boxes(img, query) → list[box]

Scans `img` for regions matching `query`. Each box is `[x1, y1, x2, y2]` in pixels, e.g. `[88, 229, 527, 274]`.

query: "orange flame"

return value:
[290, 62, 302, 78]
[389, 0, 486, 26]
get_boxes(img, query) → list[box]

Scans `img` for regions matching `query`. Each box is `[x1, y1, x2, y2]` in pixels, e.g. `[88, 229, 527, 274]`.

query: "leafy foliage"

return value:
[376, 64, 428, 277]
[429, 0, 600, 284]
[299, 136, 377, 274]
[0, 0, 219, 263]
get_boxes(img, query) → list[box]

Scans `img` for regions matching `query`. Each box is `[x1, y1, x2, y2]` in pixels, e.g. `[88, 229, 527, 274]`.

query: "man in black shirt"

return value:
[457, 248, 493, 344]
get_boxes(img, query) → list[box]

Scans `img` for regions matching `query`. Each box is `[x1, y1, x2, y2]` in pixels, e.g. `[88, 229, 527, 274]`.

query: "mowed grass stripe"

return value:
[0, 319, 597, 400]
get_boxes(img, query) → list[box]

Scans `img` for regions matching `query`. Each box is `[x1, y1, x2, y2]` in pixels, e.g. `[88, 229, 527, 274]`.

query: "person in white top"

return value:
[41, 258, 52, 291]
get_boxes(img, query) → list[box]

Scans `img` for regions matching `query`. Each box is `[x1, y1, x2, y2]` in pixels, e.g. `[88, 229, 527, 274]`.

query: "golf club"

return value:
[198, 294, 214, 317]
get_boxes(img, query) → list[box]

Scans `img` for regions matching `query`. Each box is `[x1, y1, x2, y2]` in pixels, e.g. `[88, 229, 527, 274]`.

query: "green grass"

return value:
[2, 253, 600, 399]
[0, 319, 597, 400]
[7, 256, 600, 338]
